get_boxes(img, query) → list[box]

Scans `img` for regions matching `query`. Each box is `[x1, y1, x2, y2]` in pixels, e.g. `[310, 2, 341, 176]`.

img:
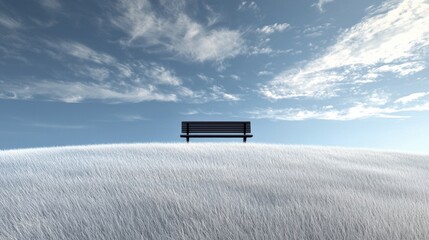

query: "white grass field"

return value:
[1, 143, 429, 240]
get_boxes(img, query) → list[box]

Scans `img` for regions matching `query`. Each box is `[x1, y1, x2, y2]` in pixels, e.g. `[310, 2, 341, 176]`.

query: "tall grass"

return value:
[1, 143, 428, 239]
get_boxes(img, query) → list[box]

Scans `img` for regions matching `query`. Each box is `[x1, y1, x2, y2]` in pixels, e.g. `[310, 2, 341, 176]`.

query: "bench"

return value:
[180, 121, 253, 143]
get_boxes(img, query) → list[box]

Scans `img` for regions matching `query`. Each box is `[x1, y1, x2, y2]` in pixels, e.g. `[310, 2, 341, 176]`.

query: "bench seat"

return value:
[180, 134, 253, 138]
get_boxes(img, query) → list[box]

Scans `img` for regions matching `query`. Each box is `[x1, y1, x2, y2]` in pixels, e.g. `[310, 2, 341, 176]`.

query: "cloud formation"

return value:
[39, 0, 61, 10]
[314, 0, 334, 12]
[0, 40, 187, 103]
[261, 0, 429, 100]
[257, 23, 290, 34]
[395, 92, 429, 104]
[112, 0, 244, 62]
[0, 14, 21, 29]
[30, 123, 86, 129]
[0, 81, 178, 103]
[146, 64, 182, 86]
[0, 39, 241, 103]
[52, 41, 116, 65]
[238, 1, 259, 11]
[250, 92, 429, 121]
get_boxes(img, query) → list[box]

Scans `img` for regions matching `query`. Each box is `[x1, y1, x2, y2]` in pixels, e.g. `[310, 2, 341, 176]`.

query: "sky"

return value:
[1, 0, 429, 153]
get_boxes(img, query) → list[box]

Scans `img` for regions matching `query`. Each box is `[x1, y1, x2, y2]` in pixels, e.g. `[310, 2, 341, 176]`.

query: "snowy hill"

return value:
[1, 143, 429, 239]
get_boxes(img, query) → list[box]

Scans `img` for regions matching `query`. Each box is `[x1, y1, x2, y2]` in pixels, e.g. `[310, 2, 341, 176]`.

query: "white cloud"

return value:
[117, 114, 148, 122]
[238, 1, 259, 11]
[30, 18, 57, 28]
[250, 90, 429, 121]
[81, 67, 110, 81]
[205, 4, 220, 26]
[0, 44, 239, 103]
[0, 14, 21, 29]
[262, 0, 429, 100]
[367, 90, 390, 106]
[30, 39, 210, 103]
[0, 81, 177, 103]
[183, 85, 240, 103]
[230, 74, 240, 80]
[301, 23, 332, 37]
[249, 105, 402, 121]
[247, 46, 292, 56]
[250, 102, 429, 121]
[39, 0, 61, 10]
[55, 41, 116, 64]
[196, 74, 211, 82]
[375, 62, 425, 76]
[314, 0, 335, 12]
[175, 23, 244, 62]
[112, 0, 244, 62]
[257, 23, 290, 34]
[30, 123, 86, 129]
[180, 109, 222, 116]
[258, 71, 273, 76]
[44, 40, 116, 65]
[211, 85, 240, 101]
[248, 47, 273, 55]
[146, 64, 181, 86]
[395, 92, 429, 104]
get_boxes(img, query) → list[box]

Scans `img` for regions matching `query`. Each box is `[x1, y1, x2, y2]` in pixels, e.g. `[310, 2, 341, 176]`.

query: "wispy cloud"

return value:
[0, 81, 177, 103]
[211, 85, 240, 101]
[257, 23, 290, 34]
[39, 0, 61, 10]
[196, 74, 212, 82]
[395, 92, 429, 104]
[248, 47, 274, 55]
[180, 109, 222, 116]
[258, 71, 273, 76]
[300, 23, 332, 37]
[250, 103, 429, 121]
[183, 85, 241, 103]
[80, 67, 110, 81]
[261, 0, 429, 100]
[238, 1, 259, 12]
[1, 37, 241, 104]
[250, 91, 429, 121]
[247, 46, 290, 56]
[0, 14, 21, 29]
[30, 123, 86, 129]
[111, 0, 244, 62]
[48, 41, 116, 65]
[314, 0, 335, 12]
[28, 40, 194, 102]
[230, 74, 240, 80]
[146, 64, 181, 86]
[117, 114, 148, 122]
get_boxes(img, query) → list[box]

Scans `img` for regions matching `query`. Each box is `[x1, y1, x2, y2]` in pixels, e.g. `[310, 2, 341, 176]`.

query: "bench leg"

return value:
[243, 137, 247, 143]
[186, 137, 189, 143]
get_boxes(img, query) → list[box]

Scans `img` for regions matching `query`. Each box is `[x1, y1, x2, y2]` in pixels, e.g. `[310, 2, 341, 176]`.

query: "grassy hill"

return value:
[1, 143, 429, 239]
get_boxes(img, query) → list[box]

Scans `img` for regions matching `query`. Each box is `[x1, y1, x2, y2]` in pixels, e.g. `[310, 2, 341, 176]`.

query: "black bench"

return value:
[180, 121, 253, 143]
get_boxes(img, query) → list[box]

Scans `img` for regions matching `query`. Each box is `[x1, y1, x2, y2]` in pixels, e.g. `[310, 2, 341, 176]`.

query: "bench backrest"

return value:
[181, 121, 251, 134]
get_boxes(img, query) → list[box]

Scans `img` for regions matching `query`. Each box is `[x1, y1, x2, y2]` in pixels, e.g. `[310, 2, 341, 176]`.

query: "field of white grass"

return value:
[1, 143, 429, 240]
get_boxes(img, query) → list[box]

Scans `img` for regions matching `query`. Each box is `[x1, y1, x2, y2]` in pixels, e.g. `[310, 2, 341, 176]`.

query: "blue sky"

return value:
[1, 0, 428, 152]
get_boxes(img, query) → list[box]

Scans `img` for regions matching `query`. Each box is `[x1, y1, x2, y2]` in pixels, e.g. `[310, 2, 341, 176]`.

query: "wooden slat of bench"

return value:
[182, 126, 250, 128]
[182, 121, 250, 123]
[181, 122, 250, 126]
[182, 128, 250, 133]
[182, 130, 251, 133]
[182, 126, 250, 129]
[180, 134, 253, 138]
